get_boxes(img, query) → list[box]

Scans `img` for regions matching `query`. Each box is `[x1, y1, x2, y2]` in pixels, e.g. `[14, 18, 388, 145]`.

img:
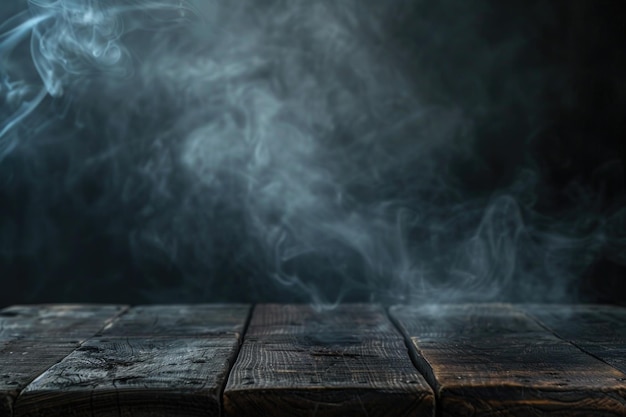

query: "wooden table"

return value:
[1, 303, 625, 416]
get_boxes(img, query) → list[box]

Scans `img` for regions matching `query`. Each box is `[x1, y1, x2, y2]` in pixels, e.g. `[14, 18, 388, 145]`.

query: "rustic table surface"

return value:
[1, 303, 625, 417]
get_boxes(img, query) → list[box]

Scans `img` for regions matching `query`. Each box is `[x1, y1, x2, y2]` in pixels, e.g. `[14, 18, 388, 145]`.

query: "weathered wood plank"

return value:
[15, 338, 238, 417]
[14, 304, 250, 417]
[97, 304, 250, 338]
[390, 304, 626, 417]
[0, 305, 126, 417]
[521, 304, 626, 375]
[0, 305, 126, 342]
[224, 304, 434, 417]
[245, 303, 402, 338]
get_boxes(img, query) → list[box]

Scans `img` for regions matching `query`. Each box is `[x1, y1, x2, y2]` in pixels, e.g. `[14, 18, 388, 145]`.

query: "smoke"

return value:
[0, 0, 624, 305]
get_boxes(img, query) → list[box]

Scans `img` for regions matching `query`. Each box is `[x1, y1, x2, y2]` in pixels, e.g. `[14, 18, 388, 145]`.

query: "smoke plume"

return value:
[0, 0, 624, 306]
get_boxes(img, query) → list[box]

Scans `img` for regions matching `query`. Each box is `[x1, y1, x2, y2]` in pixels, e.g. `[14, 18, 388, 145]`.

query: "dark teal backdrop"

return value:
[0, 0, 624, 307]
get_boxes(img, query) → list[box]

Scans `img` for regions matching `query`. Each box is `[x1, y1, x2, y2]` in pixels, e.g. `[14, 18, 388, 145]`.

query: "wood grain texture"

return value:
[0, 305, 126, 417]
[14, 304, 250, 417]
[390, 304, 626, 417]
[521, 304, 626, 374]
[97, 304, 250, 338]
[15, 338, 238, 417]
[245, 303, 402, 338]
[224, 304, 434, 417]
[0, 305, 126, 342]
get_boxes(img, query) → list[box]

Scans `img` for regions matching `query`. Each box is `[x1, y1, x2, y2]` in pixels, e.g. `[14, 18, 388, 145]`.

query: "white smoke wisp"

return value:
[0, 0, 188, 155]
[0, 0, 623, 305]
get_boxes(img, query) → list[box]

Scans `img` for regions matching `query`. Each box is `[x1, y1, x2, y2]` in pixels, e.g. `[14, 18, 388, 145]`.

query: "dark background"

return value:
[0, 0, 624, 307]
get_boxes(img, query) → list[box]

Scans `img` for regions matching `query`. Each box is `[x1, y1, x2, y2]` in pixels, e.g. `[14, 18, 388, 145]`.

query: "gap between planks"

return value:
[389, 303, 626, 417]
[520, 304, 626, 377]
[4, 303, 626, 417]
[0, 305, 129, 417]
[13, 304, 251, 417]
[223, 304, 435, 417]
